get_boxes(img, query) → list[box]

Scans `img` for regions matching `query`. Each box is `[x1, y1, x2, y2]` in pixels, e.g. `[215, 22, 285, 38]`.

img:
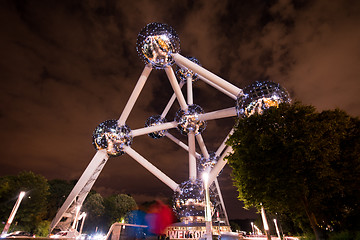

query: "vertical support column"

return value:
[203, 173, 213, 240]
[188, 132, 197, 182]
[187, 76, 193, 105]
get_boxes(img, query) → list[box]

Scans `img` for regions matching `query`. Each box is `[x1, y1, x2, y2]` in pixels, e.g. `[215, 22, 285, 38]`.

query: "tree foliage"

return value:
[82, 192, 106, 232]
[0, 173, 140, 235]
[47, 179, 75, 219]
[227, 103, 360, 238]
[0, 171, 49, 234]
[104, 193, 137, 225]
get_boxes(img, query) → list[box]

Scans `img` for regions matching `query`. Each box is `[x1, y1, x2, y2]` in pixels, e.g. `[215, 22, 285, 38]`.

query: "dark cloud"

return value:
[0, 0, 359, 222]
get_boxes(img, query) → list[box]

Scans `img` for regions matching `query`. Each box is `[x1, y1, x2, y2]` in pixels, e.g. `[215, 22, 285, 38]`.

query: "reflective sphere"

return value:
[145, 115, 167, 139]
[197, 152, 222, 175]
[92, 120, 132, 156]
[174, 104, 207, 135]
[236, 81, 291, 117]
[173, 179, 215, 220]
[176, 57, 201, 82]
[136, 22, 180, 69]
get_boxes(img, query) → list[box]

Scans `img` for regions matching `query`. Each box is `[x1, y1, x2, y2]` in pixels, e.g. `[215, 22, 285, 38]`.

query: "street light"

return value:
[260, 205, 271, 240]
[1, 191, 26, 236]
[202, 172, 212, 240]
[273, 219, 281, 240]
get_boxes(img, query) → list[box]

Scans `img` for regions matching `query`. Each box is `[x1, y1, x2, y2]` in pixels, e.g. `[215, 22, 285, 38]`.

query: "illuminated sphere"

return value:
[174, 104, 207, 135]
[236, 81, 291, 117]
[173, 179, 215, 220]
[197, 152, 222, 175]
[92, 120, 132, 156]
[136, 22, 180, 69]
[145, 115, 167, 139]
[176, 57, 201, 82]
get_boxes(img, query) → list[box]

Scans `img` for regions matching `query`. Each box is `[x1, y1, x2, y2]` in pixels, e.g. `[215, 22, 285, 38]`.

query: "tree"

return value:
[47, 179, 75, 219]
[227, 103, 360, 239]
[0, 171, 49, 234]
[104, 194, 137, 227]
[82, 192, 106, 233]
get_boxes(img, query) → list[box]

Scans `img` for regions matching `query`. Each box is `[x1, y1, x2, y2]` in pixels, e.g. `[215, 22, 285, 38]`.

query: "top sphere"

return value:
[136, 22, 180, 69]
[236, 81, 291, 117]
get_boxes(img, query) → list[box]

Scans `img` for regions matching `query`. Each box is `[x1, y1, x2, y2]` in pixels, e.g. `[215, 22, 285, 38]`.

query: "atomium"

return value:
[145, 115, 167, 139]
[51, 22, 292, 233]
[236, 81, 291, 118]
[174, 104, 207, 135]
[176, 57, 201, 82]
[173, 179, 215, 221]
[136, 22, 180, 69]
[92, 120, 132, 156]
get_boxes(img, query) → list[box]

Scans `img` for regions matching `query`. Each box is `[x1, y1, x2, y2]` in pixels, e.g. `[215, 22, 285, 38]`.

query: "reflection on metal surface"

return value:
[92, 120, 132, 156]
[175, 104, 207, 135]
[136, 22, 180, 69]
[236, 81, 291, 117]
[145, 115, 168, 139]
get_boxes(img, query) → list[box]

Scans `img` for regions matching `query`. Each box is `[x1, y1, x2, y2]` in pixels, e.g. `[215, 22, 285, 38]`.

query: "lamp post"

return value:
[273, 219, 281, 240]
[203, 172, 212, 240]
[1, 191, 26, 236]
[260, 205, 271, 240]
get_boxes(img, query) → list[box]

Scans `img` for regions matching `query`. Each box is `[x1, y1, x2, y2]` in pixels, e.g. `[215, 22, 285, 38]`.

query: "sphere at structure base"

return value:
[145, 115, 167, 139]
[173, 179, 215, 222]
[92, 120, 132, 156]
[236, 81, 291, 118]
[174, 104, 207, 135]
[176, 57, 201, 82]
[136, 22, 180, 69]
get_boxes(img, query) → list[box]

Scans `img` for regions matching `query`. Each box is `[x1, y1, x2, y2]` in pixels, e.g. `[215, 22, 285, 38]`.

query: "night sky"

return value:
[1, 0, 360, 220]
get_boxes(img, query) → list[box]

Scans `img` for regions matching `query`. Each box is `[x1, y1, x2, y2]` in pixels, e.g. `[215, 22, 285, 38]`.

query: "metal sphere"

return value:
[174, 104, 207, 135]
[176, 57, 201, 82]
[236, 81, 291, 117]
[136, 22, 180, 69]
[145, 115, 167, 139]
[197, 152, 222, 175]
[173, 179, 215, 221]
[92, 120, 132, 156]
